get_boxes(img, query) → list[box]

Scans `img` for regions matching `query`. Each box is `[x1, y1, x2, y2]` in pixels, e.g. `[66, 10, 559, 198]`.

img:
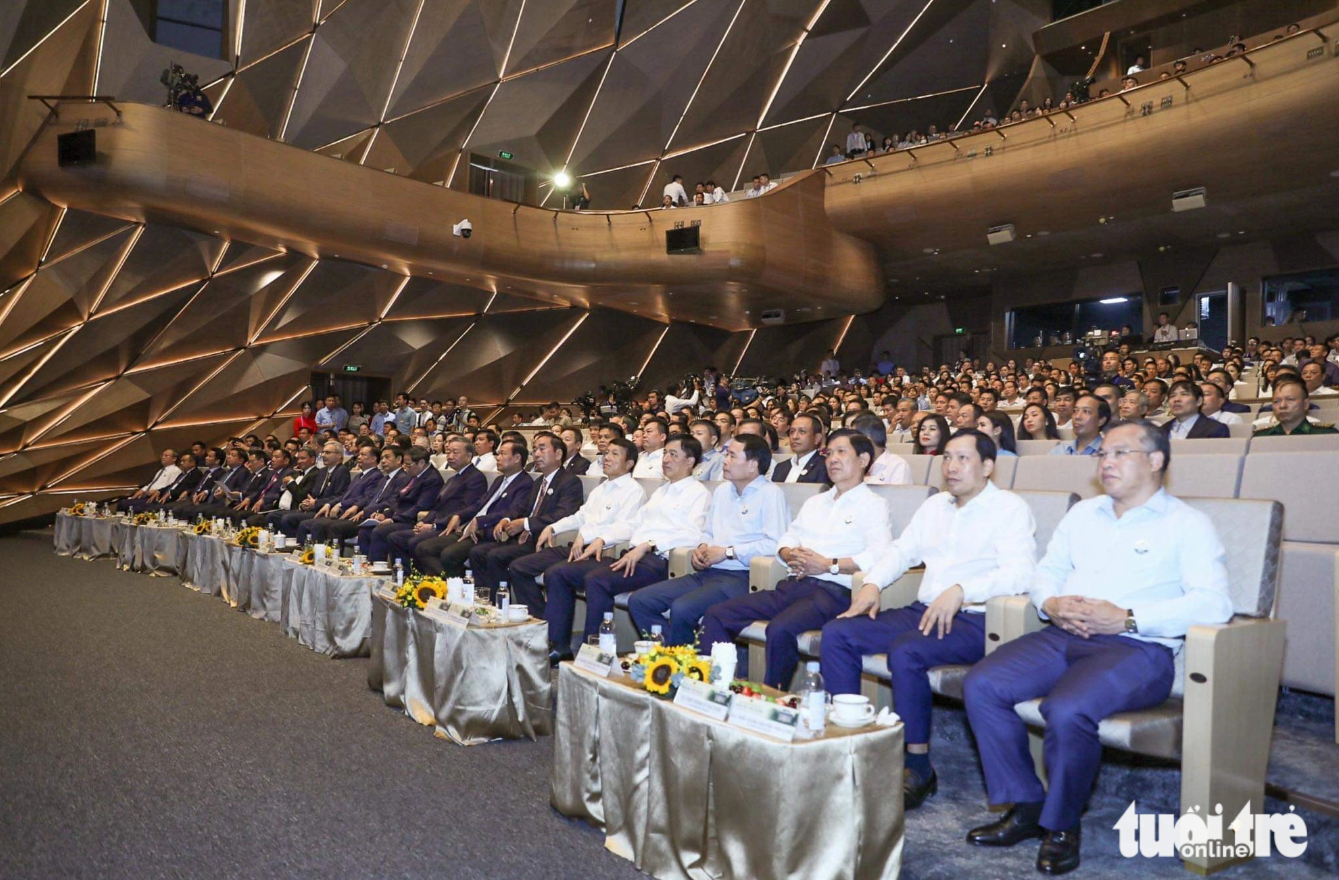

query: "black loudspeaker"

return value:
[57, 129, 96, 167]
[666, 225, 700, 254]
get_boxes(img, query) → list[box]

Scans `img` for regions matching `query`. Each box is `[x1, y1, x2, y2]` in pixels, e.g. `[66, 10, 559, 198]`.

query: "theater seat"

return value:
[1016, 440, 1060, 455]
[1169, 438, 1248, 456]
[1013, 455, 1102, 498]
[1250, 434, 1339, 453]
[893, 454, 934, 484]
[1163, 453, 1243, 498]
[577, 474, 604, 500]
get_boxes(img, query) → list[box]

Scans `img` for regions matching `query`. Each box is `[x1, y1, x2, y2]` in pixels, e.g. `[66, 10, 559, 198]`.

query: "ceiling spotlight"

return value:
[553, 170, 572, 189]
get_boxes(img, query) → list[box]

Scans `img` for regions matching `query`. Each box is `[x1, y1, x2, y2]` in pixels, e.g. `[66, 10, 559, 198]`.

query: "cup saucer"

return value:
[829, 714, 875, 729]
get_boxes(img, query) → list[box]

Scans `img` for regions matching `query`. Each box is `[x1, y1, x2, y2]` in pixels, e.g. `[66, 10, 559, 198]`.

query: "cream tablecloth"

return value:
[52, 512, 116, 561]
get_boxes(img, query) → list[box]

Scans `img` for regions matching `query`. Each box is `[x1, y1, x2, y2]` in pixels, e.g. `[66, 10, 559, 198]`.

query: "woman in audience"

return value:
[913, 414, 950, 455]
[293, 402, 317, 437]
[429, 433, 449, 471]
[1016, 403, 1060, 440]
[977, 411, 1018, 456]
[880, 136, 895, 153]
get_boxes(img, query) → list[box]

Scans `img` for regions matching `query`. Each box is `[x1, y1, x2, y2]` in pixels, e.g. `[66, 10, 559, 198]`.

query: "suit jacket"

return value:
[772, 452, 832, 485]
[385, 466, 445, 523]
[193, 466, 226, 496]
[160, 467, 203, 501]
[428, 464, 488, 527]
[512, 469, 583, 535]
[237, 467, 273, 506]
[1161, 415, 1230, 440]
[1222, 400, 1250, 413]
[253, 466, 295, 511]
[283, 466, 326, 508]
[336, 468, 386, 511]
[562, 454, 591, 477]
[365, 469, 411, 516]
[474, 472, 537, 534]
[217, 464, 252, 499]
[312, 464, 351, 505]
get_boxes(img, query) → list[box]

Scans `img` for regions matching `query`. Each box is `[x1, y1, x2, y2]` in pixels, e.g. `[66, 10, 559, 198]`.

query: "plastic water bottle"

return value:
[649, 625, 664, 647]
[394, 560, 404, 587]
[496, 580, 510, 616]
[797, 661, 826, 735]
[598, 612, 617, 654]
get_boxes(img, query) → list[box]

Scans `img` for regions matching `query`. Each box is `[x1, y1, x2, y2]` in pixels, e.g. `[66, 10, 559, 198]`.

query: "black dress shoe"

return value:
[902, 767, 937, 810]
[1036, 827, 1081, 875]
[966, 805, 1045, 847]
[548, 649, 574, 668]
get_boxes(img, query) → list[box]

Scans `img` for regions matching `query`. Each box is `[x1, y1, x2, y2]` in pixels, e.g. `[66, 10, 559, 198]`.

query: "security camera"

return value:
[452, 219, 472, 239]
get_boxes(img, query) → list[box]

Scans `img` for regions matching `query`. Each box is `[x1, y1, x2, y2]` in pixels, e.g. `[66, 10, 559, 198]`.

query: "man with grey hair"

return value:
[268, 441, 351, 534]
[963, 419, 1232, 874]
[1117, 389, 1149, 421]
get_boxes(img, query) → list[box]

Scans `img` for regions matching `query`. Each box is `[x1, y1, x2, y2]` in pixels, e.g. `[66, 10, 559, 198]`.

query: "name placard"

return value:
[672, 679, 732, 722]
[727, 695, 800, 742]
[422, 598, 473, 628]
[573, 643, 618, 677]
[375, 585, 398, 603]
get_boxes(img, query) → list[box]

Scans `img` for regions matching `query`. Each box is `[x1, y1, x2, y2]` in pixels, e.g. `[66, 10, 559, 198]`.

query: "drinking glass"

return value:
[474, 585, 491, 606]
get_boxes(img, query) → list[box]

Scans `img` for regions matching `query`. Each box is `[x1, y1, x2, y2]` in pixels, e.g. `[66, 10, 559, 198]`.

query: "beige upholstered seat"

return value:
[1013, 455, 1102, 498]
[1249, 434, 1339, 453]
[634, 477, 665, 497]
[1169, 437, 1248, 456]
[1016, 439, 1060, 455]
[1163, 453, 1243, 498]
[577, 474, 605, 499]
[893, 454, 934, 484]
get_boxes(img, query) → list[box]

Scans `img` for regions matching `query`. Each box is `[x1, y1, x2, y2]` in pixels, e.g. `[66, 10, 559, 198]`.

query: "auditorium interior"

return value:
[2, 1, 1339, 878]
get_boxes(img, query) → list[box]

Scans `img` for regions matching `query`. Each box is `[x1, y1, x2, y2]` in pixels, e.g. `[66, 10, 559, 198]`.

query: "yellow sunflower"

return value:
[644, 656, 678, 694]
[413, 577, 447, 608]
[194, 521, 211, 535]
[134, 512, 153, 525]
[299, 547, 315, 565]
[682, 658, 713, 683]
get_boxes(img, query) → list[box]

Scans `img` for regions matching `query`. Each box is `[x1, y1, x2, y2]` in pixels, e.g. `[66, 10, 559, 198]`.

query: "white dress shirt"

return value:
[663, 181, 688, 206]
[757, 181, 777, 195]
[777, 483, 893, 589]
[1153, 325, 1178, 343]
[1031, 489, 1233, 649]
[704, 477, 791, 571]
[1166, 414, 1201, 439]
[472, 451, 497, 472]
[586, 456, 605, 478]
[628, 478, 712, 557]
[632, 447, 665, 479]
[693, 447, 724, 481]
[476, 472, 521, 519]
[866, 450, 912, 485]
[709, 186, 728, 204]
[865, 483, 1036, 610]
[845, 130, 866, 154]
[1207, 409, 1243, 426]
[784, 449, 819, 483]
[549, 473, 647, 544]
[143, 464, 182, 493]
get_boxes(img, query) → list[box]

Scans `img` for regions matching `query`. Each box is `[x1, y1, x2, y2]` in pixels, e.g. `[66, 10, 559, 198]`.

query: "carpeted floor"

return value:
[1, 529, 1335, 879]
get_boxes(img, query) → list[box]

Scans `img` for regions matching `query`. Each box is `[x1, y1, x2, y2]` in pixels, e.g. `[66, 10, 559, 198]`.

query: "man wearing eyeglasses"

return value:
[960, 420, 1232, 875]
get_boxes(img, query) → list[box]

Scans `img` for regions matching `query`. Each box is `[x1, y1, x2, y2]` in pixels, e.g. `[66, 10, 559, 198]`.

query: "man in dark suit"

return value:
[1206, 369, 1250, 414]
[194, 448, 270, 521]
[234, 447, 294, 524]
[162, 447, 226, 516]
[270, 440, 354, 535]
[178, 447, 252, 519]
[1160, 380, 1230, 440]
[772, 413, 832, 485]
[383, 437, 487, 569]
[254, 445, 316, 529]
[414, 439, 534, 577]
[358, 445, 445, 560]
[304, 448, 406, 546]
[294, 445, 386, 543]
[145, 452, 203, 510]
[468, 434, 583, 595]
[559, 427, 591, 476]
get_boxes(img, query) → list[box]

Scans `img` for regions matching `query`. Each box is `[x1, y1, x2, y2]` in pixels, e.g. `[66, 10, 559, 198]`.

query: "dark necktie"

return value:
[530, 475, 550, 518]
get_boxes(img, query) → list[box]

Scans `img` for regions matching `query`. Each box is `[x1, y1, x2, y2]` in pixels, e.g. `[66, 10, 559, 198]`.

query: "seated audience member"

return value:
[889, 397, 917, 442]
[1015, 404, 1059, 441]
[195, 448, 269, 522]
[628, 435, 789, 645]
[472, 429, 498, 471]
[143, 453, 201, 510]
[248, 447, 319, 527]
[954, 401, 981, 434]
[231, 448, 293, 525]
[300, 448, 403, 544]
[1090, 382, 1122, 416]
[689, 419, 724, 481]
[1198, 382, 1242, 426]
[1301, 359, 1336, 396]
[1050, 388, 1076, 431]
[853, 413, 911, 484]
[178, 447, 252, 519]
[1152, 312, 1178, 343]
[821, 430, 1036, 808]
[1253, 377, 1337, 436]
[1049, 395, 1108, 455]
[632, 418, 668, 478]
[412, 440, 534, 576]
[1118, 390, 1150, 421]
[383, 437, 487, 569]
[559, 428, 591, 476]
[913, 414, 951, 455]
[469, 435, 582, 594]
[585, 423, 622, 478]
[117, 449, 182, 512]
[272, 441, 353, 536]
[700, 430, 893, 688]
[962, 420, 1232, 875]
[162, 447, 228, 515]
[1143, 378, 1169, 416]
[1162, 380, 1229, 439]
[977, 411, 1018, 456]
[357, 446, 445, 560]
[508, 438, 645, 636]
[774, 413, 830, 484]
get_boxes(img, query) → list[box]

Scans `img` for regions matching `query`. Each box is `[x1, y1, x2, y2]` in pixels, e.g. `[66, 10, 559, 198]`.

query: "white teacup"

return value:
[507, 604, 528, 621]
[832, 694, 875, 726]
[634, 640, 655, 657]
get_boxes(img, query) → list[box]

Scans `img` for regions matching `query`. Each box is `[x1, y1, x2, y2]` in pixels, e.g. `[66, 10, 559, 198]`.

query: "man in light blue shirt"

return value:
[962, 420, 1232, 874]
[689, 419, 724, 481]
[393, 393, 417, 436]
[369, 400, 390, 435]
[628, 434, 789, 645]
[1049, 393, 1108, 456]
[315, 394, 348, 432]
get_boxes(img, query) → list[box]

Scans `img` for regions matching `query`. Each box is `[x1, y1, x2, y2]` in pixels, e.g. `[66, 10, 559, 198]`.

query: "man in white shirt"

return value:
[1198, 382, 1242, 425]
[628, 434, 790, 646]
[706, 179, 728, 203]
[845, 123, 867, 157]
[1151, 312, 1178, 344]
[472, 429, 498, 471]
[1126, 55, 1146, 74]
[962, 420, 1232, 874]
[541, 436, 712, 663]
[744, 175, 761, 198]
[756, 172, 777, 195]
[631, 417, 667, 478]
[662, 173, 688, 207]
[701, 430, 893, 688]
[117, 449, 182, 512]
[1051, 387, 1075, 431]
[853, 413, 911, 485]
[887, 397, 916, 443]
[821, 429, 1036, 809]
[585, 423, 619, 478]
[689, 419, 724, 481]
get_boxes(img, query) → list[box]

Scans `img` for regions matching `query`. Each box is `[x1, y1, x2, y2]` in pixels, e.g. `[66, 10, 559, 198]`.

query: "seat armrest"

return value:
[668, 547, 692, 580]
[880, 571, 923, 610]
[986, 595, 1044, 654]
[750, 556, 787, 593]
[551, 529, 577, 548]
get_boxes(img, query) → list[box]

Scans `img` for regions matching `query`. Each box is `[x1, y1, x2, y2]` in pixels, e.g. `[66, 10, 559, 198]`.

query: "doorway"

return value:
[1196, 291, 1228, 352]
[309, 372, 392, 418]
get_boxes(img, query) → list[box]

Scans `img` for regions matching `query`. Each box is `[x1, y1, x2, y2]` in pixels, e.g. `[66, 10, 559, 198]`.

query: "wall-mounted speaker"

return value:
[57, 129, 96, 167]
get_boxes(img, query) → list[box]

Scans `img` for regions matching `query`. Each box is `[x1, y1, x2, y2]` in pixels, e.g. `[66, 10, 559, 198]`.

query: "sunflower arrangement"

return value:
[70, 502, 88, 516]
[628, 645, 706, 696]
[193, 520, 212, 535]
[233, 526, 260, 548]
[299, 546, 315, 565]
[394, 574, 447, 610]
[133, 512, 154, 525]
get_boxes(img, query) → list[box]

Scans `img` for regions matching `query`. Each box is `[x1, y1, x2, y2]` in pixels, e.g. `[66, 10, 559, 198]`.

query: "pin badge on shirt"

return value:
[740, 507, 750, 515]
[547, 488, 554, 495]
[845, 516, 854, 524]
[1134, 540, 1150, 555]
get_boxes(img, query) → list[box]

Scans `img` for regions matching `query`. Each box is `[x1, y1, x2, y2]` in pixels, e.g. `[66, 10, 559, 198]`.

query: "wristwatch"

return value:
[828, 558, 840, 575]
[725, 546, 736, 560]
[1124, 609, 1138, 634]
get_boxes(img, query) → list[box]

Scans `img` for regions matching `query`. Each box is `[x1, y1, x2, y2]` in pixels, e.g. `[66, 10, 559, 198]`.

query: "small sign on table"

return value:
[672, 678, 732, 722]
[727, 694, 800, 742]
[573, 643, 619, 677]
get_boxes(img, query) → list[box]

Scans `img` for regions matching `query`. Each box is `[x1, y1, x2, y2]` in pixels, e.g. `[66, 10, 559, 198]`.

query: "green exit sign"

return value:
[955, 327, 965, 335]
[342, 364, 361, 373]
[498, 150, 514, 160]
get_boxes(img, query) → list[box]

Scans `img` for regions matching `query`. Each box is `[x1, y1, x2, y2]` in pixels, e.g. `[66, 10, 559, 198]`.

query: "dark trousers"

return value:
[300, 516, 361, 545]
[271, 509, 318, 537]
[242, 507, 280, 528]
[963, 626, 1175, 832]
[119, 496, 154, 514]
[361, 519, 412, 560]
[819, 603, 985, 746]
[473, 538, 539, 597]
[412, 534, 481, 578]
[626, 568, 750, 646]
[700, 576, 850, 689]
[538, 554, 670, 647]
[386, 525, 440, 571]
[506, 546, 572, 616]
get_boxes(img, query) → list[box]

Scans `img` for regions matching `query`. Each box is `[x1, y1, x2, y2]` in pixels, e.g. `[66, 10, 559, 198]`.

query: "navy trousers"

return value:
[542, 555, 670, 647]
[963, 625, 1175, 832]
[700, 576, 850, 689]
[364, 520, 413, 561]
[386, 525, 440, 571]
[819, 603, 985, 745]
[473, 538, 538, 596]
[626, 568, 750, 646]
